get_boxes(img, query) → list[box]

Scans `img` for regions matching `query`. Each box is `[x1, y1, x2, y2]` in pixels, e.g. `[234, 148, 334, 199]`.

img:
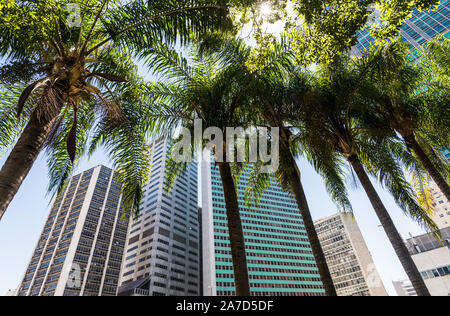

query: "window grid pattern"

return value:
[314, 214, 371, 296]
[353, 1, 450, 54]
[210, 165, 325, 296]
[119, 138, 200, 296]
[18, 166, 129, 297]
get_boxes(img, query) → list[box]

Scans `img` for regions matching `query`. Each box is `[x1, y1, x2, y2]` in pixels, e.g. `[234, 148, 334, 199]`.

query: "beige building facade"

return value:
[315, 213, 388, 296]
[17, 166, 129, 296]
[430, 182, 450, 229]
[406, 227, 450, 296]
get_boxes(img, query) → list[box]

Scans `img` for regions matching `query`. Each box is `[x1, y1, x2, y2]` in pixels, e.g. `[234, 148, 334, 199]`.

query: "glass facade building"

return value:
[118, 138, 200, 296]
[351, 0, 450, 55]
[17, 166, 129, 296]
[201, 163, 325, 296]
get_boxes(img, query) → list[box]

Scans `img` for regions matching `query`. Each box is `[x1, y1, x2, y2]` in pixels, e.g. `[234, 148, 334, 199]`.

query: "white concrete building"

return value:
[314, 213, 388, 296]
[118, 138, 200, 296]
[406, 227, 450, 296]
[17, 166, 129, 296]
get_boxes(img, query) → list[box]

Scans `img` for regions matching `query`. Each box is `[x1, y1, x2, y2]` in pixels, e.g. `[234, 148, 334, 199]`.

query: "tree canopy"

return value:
[289, 0, 441, 64]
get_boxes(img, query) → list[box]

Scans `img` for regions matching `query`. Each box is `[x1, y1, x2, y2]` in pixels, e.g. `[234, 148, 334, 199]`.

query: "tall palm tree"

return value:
[361, 40, 450, 202]
[291, 55, 439, 296]
[245, 39, 352, 295]
[140, 41, 256, 295]
[0, 0, 232, 220]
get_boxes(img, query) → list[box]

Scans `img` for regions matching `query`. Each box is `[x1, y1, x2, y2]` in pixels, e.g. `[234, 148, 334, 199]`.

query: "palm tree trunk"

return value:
[404, 135, 450, 202]
[348, 155, 430, 296]
[0, 109, 58, 221]
[287, 160, 337, 296]
[217, 162, 251, 296]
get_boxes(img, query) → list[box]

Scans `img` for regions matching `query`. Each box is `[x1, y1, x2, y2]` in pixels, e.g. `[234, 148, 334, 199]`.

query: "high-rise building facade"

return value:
[406, 227, 450, 296]
[314, 213, 387, 296]
[17, 165, 129, 296]
[351, 0, 450, 56]
[202, 163, 325, 296]
[430, 182, 450, 229]
[428, 149, 450, 229]
[118, 138, 200, 296]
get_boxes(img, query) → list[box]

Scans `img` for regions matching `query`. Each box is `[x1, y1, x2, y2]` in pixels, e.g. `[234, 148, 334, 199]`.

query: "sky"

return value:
[0, 1, 432, 296]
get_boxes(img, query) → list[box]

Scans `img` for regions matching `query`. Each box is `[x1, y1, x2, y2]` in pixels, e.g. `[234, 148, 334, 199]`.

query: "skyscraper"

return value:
[118, 138, 200, 296]
[201, 163, 325, 296]
[314, 213, 388, 296]
[17, 165, 129, 296]
[351, 0, 450, 56]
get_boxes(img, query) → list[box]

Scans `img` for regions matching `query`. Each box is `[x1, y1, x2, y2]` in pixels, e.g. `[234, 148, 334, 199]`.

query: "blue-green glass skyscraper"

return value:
[201, 162, 325, 296]
[351, 0, 450, 56]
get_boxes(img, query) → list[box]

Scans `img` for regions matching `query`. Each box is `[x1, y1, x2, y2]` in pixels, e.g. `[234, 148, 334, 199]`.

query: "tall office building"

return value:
[392, 279, 418, 296]
[430, 182, 450, 229]
[118, 138, 200, 296]
[17, 165, 129, 296]
[314, 213, 388, 296]
[351, 0, 450, 55]
[406, 227, 450, 296]
[202, 163, 325, 296]
[198, 207, 204, 296]
[427, 149, 450, 229]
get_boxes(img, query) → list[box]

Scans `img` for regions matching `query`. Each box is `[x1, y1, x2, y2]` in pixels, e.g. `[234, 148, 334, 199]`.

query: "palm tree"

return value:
[418, 37, 450, 154]
[244, 39, 352, 295]
[0, 0, 232, 219]
[291, 55, 439, 296]
[140, 41, 256, 295]
[361, 40, 450, 202]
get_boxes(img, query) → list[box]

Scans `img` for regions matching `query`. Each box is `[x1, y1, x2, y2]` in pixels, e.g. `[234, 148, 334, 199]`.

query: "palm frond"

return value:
[46, 101, 95, 198]
[94, 0, 231, 54]
[410, 171, 436, 216]
[243, 162, 271, 212]
[358, 136, 441, 238]
[164, 140, 192, 194]
[0, 85, 34, 156]
[88, 81, 160, 217]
